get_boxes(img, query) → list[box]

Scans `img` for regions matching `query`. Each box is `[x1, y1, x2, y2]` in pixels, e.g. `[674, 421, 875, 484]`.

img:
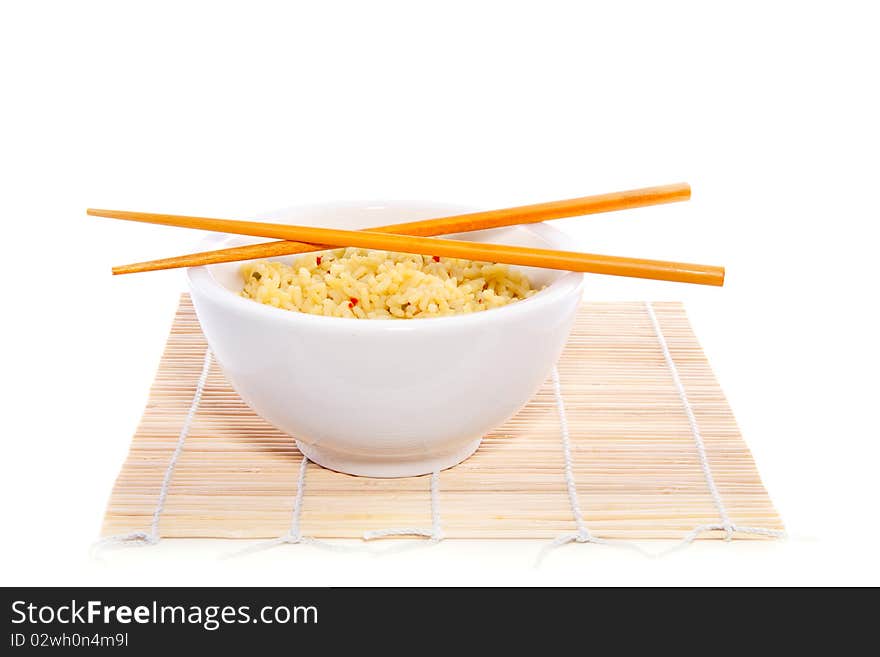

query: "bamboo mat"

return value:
[101, 295, 782, 542]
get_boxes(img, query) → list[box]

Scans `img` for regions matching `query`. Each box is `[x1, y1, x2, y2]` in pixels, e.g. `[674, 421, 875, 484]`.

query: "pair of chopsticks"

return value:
[89, 182, 724, 286]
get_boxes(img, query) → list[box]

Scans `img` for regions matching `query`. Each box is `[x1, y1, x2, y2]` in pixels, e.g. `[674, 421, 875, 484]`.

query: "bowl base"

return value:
[295, 437, 483, 478]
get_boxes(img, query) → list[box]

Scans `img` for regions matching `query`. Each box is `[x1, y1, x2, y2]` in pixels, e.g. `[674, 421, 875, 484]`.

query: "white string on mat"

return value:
[538, 304, 784, 565]
[549, 366, 595, 546]
[363, 470, 443, 542]
[643, 301, 785, 546]
[228, 459, 444, 559]
[225, 456, 360, 558]
[92, 348, 214, 554]
[537, 367, 651, 565]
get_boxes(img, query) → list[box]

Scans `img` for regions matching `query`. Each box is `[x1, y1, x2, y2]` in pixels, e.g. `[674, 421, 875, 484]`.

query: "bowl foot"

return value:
[295, 437, 483, 478]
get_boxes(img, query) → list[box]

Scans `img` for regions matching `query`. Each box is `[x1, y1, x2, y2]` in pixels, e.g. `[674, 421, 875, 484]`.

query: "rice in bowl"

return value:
[240, 248, 542, 319]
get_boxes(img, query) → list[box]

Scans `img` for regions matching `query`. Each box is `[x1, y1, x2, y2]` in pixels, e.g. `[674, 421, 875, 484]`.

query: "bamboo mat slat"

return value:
[101, 295, 782, 541]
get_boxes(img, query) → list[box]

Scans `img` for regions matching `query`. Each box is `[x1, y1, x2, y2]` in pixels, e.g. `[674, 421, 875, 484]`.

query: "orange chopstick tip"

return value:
[660, 182, 690, 201]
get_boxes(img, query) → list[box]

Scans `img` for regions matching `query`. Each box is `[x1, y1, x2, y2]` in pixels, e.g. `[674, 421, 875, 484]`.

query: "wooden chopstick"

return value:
[89, 206, 724, 287]
[101, 183, 690, 274]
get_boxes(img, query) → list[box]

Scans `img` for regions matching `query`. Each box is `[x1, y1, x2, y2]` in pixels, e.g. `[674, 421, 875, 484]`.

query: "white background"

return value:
[1, 1, 877, 586]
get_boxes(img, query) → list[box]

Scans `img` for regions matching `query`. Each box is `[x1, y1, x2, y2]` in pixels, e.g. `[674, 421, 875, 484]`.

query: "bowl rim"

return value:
[186, 200, 585, 332]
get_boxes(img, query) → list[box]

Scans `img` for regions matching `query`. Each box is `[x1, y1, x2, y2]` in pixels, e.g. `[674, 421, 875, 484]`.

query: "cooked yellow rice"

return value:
[239, 248, 542, 319]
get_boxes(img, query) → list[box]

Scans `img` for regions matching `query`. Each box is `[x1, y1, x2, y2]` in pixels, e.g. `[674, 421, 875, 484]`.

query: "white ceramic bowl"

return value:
[187, 201, 584, 477]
